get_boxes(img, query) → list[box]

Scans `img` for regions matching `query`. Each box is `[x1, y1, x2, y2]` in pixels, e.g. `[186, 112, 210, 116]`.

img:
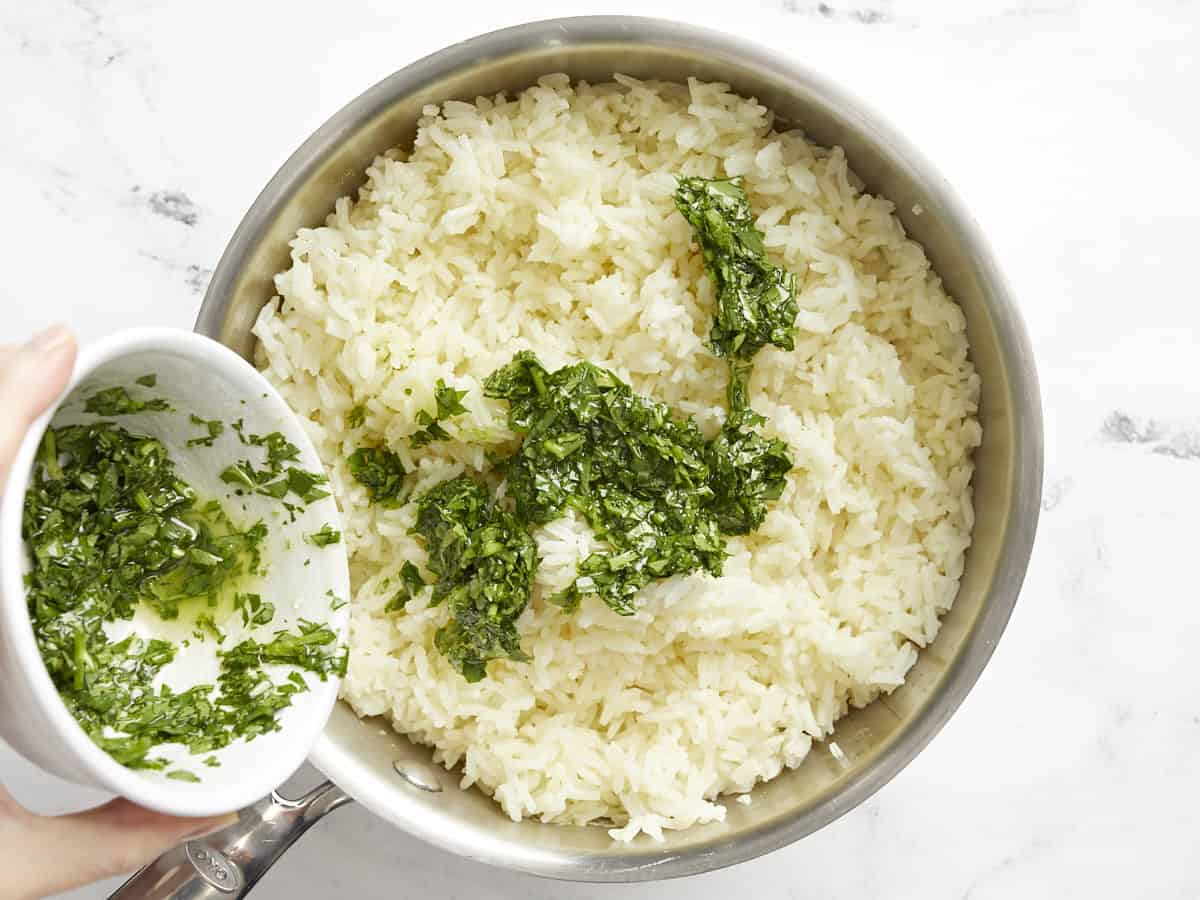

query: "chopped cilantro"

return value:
[484, 354, 715, 613]
[483, 352, 791, 614]
[347, 447, 406, 506]
[306, 523, 341, 547]
[136, 374, 157, 388]
[220, 620, 346, 681]
[166, 770, 201, 783]
[385, 561, 426, 613]
[346, 404, 367, 429]
[674, 176, 799, 360]
[410, 477, 537, 681]
[410, 379, 468, 448]
[220, 429, 328, 506]
[187, 415, 225, 448]
[233, 592, 275, 627]
[84, 386, 171, 416]
[674, 175, 797, 532]
[705, 370, 793, 535]
[23, 418, 346, 770]
[193, 612, 225, 644]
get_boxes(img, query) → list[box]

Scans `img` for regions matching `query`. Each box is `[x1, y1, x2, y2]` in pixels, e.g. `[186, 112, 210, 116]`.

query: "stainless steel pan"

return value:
[114, 16, 1042, 897]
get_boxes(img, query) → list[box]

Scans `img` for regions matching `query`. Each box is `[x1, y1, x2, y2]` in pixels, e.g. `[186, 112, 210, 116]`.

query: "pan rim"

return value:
[197, 14, 1043, 881]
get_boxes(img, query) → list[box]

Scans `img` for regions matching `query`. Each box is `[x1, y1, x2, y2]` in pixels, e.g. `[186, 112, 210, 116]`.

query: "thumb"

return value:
[17, 798, 238, 898]
[0, 324, 77, 486]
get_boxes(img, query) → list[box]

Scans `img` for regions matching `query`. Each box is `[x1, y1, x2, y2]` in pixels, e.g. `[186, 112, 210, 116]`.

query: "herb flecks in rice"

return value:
[410, 379, 469, 448]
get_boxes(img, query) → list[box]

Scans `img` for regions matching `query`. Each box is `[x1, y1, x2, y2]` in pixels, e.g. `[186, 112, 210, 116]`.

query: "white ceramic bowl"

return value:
[0, 327, 349, 817]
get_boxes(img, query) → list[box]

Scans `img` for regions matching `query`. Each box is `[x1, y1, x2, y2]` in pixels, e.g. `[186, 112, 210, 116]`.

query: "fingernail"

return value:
[27, 324, 72, 353]
[184, 812, 240, 841]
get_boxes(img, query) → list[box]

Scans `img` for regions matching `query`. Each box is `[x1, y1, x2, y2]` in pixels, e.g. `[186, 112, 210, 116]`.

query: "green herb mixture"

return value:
[345, 176, 798, 682]
[187, 415, 224, 448]
[673, 176, 799, 362]
[306, 523, 342, 547]
[24, 390, 345, 774]
[413, 477, 538, 682]
[386, 561, 427, 614]
[347, 447, 407, 507]
[220, 421, 330, 505]
[409, 379, 469, 448]
[83, 386, 172, 416]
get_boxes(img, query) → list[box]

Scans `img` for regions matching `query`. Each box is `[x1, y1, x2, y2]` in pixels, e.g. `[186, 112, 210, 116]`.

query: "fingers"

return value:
[11, 797, 238, 899]
[0, 324, 77, 487]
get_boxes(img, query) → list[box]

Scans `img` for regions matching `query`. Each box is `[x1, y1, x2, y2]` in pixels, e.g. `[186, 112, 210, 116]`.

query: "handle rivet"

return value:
[185, 841, 243, 893]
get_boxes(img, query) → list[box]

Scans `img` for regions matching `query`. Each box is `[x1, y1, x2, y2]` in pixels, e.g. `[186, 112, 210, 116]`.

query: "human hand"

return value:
[2, 325, 237, 899]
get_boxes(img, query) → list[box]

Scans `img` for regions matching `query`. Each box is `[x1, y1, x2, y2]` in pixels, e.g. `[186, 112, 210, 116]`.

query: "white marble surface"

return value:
[2, 0, 1198, 897]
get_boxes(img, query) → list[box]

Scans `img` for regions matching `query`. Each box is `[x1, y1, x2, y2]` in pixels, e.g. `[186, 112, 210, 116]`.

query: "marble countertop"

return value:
[3, 0, 1198, 897]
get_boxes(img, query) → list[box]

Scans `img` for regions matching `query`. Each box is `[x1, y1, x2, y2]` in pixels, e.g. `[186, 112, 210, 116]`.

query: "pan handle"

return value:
[108, 781, 352, 900]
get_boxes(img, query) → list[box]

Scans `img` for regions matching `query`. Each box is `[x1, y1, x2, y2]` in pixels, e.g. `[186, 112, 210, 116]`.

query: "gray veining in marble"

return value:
[143, 188, 201, 227]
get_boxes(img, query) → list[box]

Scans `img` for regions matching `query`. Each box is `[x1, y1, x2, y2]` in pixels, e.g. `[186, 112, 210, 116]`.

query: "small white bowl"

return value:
[0, 327, 349, 817]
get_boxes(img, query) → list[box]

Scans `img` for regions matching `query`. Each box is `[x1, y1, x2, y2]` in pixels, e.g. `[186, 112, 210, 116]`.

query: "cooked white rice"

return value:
[253, 74, 981, 841]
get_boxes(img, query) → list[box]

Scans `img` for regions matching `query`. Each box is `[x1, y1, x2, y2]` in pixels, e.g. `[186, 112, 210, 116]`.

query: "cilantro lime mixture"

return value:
[22, 384, 345, 777]
[345, 176, 797, 683]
